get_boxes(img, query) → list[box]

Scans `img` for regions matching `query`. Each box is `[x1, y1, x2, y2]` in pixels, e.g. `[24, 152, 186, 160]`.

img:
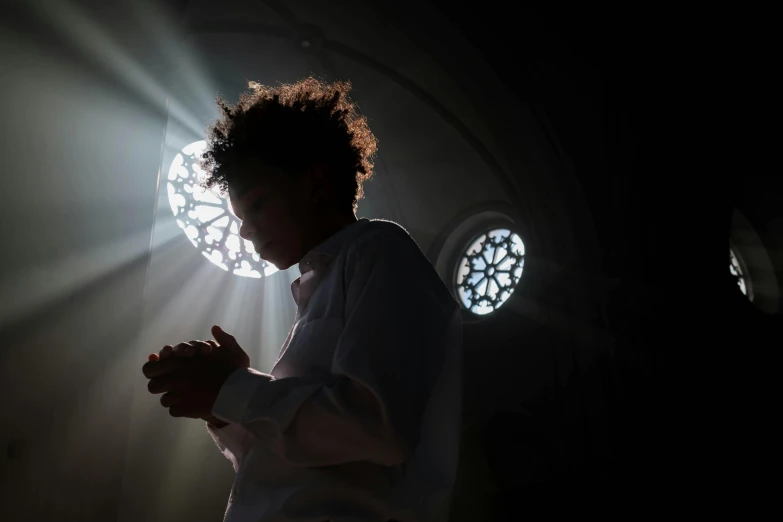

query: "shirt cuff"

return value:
[205, 421, 255, 472]
[211, 367, 272, 424]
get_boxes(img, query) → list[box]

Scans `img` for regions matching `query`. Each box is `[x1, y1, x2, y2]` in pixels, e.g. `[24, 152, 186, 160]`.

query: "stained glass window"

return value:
[455, 228, 525, 315]
[730, 247, 748, 298]
[166, 140, 278, 278]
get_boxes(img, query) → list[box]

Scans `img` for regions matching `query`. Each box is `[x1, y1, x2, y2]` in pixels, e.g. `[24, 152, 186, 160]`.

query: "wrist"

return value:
[205, 414, 229, 429]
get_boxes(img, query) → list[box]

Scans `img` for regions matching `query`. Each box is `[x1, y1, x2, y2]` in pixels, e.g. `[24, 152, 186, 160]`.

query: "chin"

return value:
[270, 259, 295, 270]
[259, 251, 295, 271]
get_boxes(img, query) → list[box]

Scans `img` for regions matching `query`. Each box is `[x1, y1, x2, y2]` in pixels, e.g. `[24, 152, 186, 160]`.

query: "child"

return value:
[142, 78, 462, 522]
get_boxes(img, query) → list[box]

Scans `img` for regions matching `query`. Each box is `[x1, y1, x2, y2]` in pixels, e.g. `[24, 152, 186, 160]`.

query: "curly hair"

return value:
[199, 77, 378, 214]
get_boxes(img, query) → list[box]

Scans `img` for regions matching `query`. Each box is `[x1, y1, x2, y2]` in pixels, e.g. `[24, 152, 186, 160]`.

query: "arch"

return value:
[731, 208, 779, 314]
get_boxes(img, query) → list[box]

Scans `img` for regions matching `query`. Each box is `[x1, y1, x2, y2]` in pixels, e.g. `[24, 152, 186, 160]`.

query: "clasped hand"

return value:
[141, 325, 250, 427]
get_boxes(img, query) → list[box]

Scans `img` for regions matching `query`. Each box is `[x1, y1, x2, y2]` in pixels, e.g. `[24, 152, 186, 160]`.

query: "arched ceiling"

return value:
[159, 0, 601, 272]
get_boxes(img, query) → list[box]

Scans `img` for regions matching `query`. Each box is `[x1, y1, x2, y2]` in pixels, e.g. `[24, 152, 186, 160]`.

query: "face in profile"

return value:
[228, 160, 317, 270]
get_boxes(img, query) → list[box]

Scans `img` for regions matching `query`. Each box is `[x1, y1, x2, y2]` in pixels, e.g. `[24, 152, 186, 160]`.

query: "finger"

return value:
[160, 391, 180, 408]
[148, 375, 171, 394]
[168, 405, 199, 419]
[148, 353, 159, 362]
[159, 345, 173, 359]
[196, 341, 214, 355]
[148, 374, 188, 394]
[212, 326, 245, 359]
[142, 360, 156, 378]
[169, 405, 187, 418]
[142, 360, 160, 379]
[173, 342, 194, 356]
[142, 357, 186, 379]
[202, 341, 218, 355]
[211, 325, 236, 348]
[177, 340, 212, 357]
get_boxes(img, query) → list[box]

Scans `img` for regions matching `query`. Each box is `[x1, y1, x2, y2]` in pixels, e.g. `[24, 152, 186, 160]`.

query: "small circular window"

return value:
[166, 140, 278, 278]
[455, 228, 526, 315]
[729, 247, 752, 301]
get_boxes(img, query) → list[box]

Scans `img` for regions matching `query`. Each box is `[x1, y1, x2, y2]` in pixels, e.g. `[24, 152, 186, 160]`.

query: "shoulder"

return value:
[346, 219, 446, 284]
[345, 219, 461, 315]
[359, 218, 413, 240]
[350, 219, 419, 253]
[341, 219, 427, 270]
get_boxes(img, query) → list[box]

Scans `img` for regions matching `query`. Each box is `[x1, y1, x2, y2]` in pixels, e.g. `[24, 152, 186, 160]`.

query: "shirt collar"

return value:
[297, 218, 369, 275]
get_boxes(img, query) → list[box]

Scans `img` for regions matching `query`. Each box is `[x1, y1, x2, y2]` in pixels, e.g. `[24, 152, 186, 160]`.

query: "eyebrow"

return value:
[230, 183, 252, 201]
[231, 186, 267, 220]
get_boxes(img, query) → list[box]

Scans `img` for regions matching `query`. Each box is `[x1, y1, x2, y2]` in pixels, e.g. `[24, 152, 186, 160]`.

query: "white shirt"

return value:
[206, 218, 463, 522]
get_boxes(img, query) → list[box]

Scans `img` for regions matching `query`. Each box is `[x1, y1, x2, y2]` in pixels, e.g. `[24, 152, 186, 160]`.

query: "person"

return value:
[141, 77, 463, 522]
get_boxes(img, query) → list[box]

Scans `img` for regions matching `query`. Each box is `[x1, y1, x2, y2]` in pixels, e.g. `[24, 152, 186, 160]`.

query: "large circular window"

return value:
[166, 140, 278, 278]
[455, 228, 525, 315]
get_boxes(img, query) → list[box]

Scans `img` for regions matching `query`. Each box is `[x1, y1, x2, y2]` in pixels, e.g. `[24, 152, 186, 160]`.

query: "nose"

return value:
[239, 221, 254, 240]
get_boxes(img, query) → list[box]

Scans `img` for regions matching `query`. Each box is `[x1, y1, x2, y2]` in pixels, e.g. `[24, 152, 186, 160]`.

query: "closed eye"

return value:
[251, 197, 266, 211]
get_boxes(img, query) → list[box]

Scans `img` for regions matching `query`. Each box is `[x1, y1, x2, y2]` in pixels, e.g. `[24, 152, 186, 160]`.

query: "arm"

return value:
[205, 420, 257, 473]
[203, 367, 269, 472]
[210, 228, 459, 468]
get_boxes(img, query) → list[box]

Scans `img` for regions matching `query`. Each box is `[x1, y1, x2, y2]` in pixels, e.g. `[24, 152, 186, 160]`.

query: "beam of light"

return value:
[130, 0, 222, 119]
[118, 243, 299, 520]
[29, 0, 206, 137]
[0, 226, 180, 330]
[135, 211, 299, 369]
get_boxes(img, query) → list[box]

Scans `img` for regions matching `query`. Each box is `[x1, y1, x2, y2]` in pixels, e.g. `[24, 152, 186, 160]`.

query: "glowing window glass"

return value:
[166, 140, 278, 278]
[455, 228, 525, 315]
[729, 248, 748, 298]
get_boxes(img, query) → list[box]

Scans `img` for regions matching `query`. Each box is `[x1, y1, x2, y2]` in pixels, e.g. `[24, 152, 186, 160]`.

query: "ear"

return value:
[307, 162, 331, 201]
[308, 162, 327, 180]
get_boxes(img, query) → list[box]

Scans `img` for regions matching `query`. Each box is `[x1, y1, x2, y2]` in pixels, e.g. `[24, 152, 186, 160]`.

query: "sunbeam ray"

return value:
[30, 0, 205, 136]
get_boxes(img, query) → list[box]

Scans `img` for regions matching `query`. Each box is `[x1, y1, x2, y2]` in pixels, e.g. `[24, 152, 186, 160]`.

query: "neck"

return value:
[305, 209, 357, 252]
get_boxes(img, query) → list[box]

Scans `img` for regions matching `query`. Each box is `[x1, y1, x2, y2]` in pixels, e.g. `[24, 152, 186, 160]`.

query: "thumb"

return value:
[212, 325, 240, 352]
[212, 325, 250, 367]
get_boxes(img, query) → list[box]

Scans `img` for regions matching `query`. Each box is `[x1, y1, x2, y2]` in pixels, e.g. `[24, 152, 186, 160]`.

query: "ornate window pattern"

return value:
[455, 228, 525, 315]
[166, 140, 278, 278]
[730, 247, 749, 298]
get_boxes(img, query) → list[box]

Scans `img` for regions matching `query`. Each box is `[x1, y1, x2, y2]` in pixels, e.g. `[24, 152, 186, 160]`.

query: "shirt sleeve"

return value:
[204, 420, 257, 473]
[209, 227, 461, 468]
